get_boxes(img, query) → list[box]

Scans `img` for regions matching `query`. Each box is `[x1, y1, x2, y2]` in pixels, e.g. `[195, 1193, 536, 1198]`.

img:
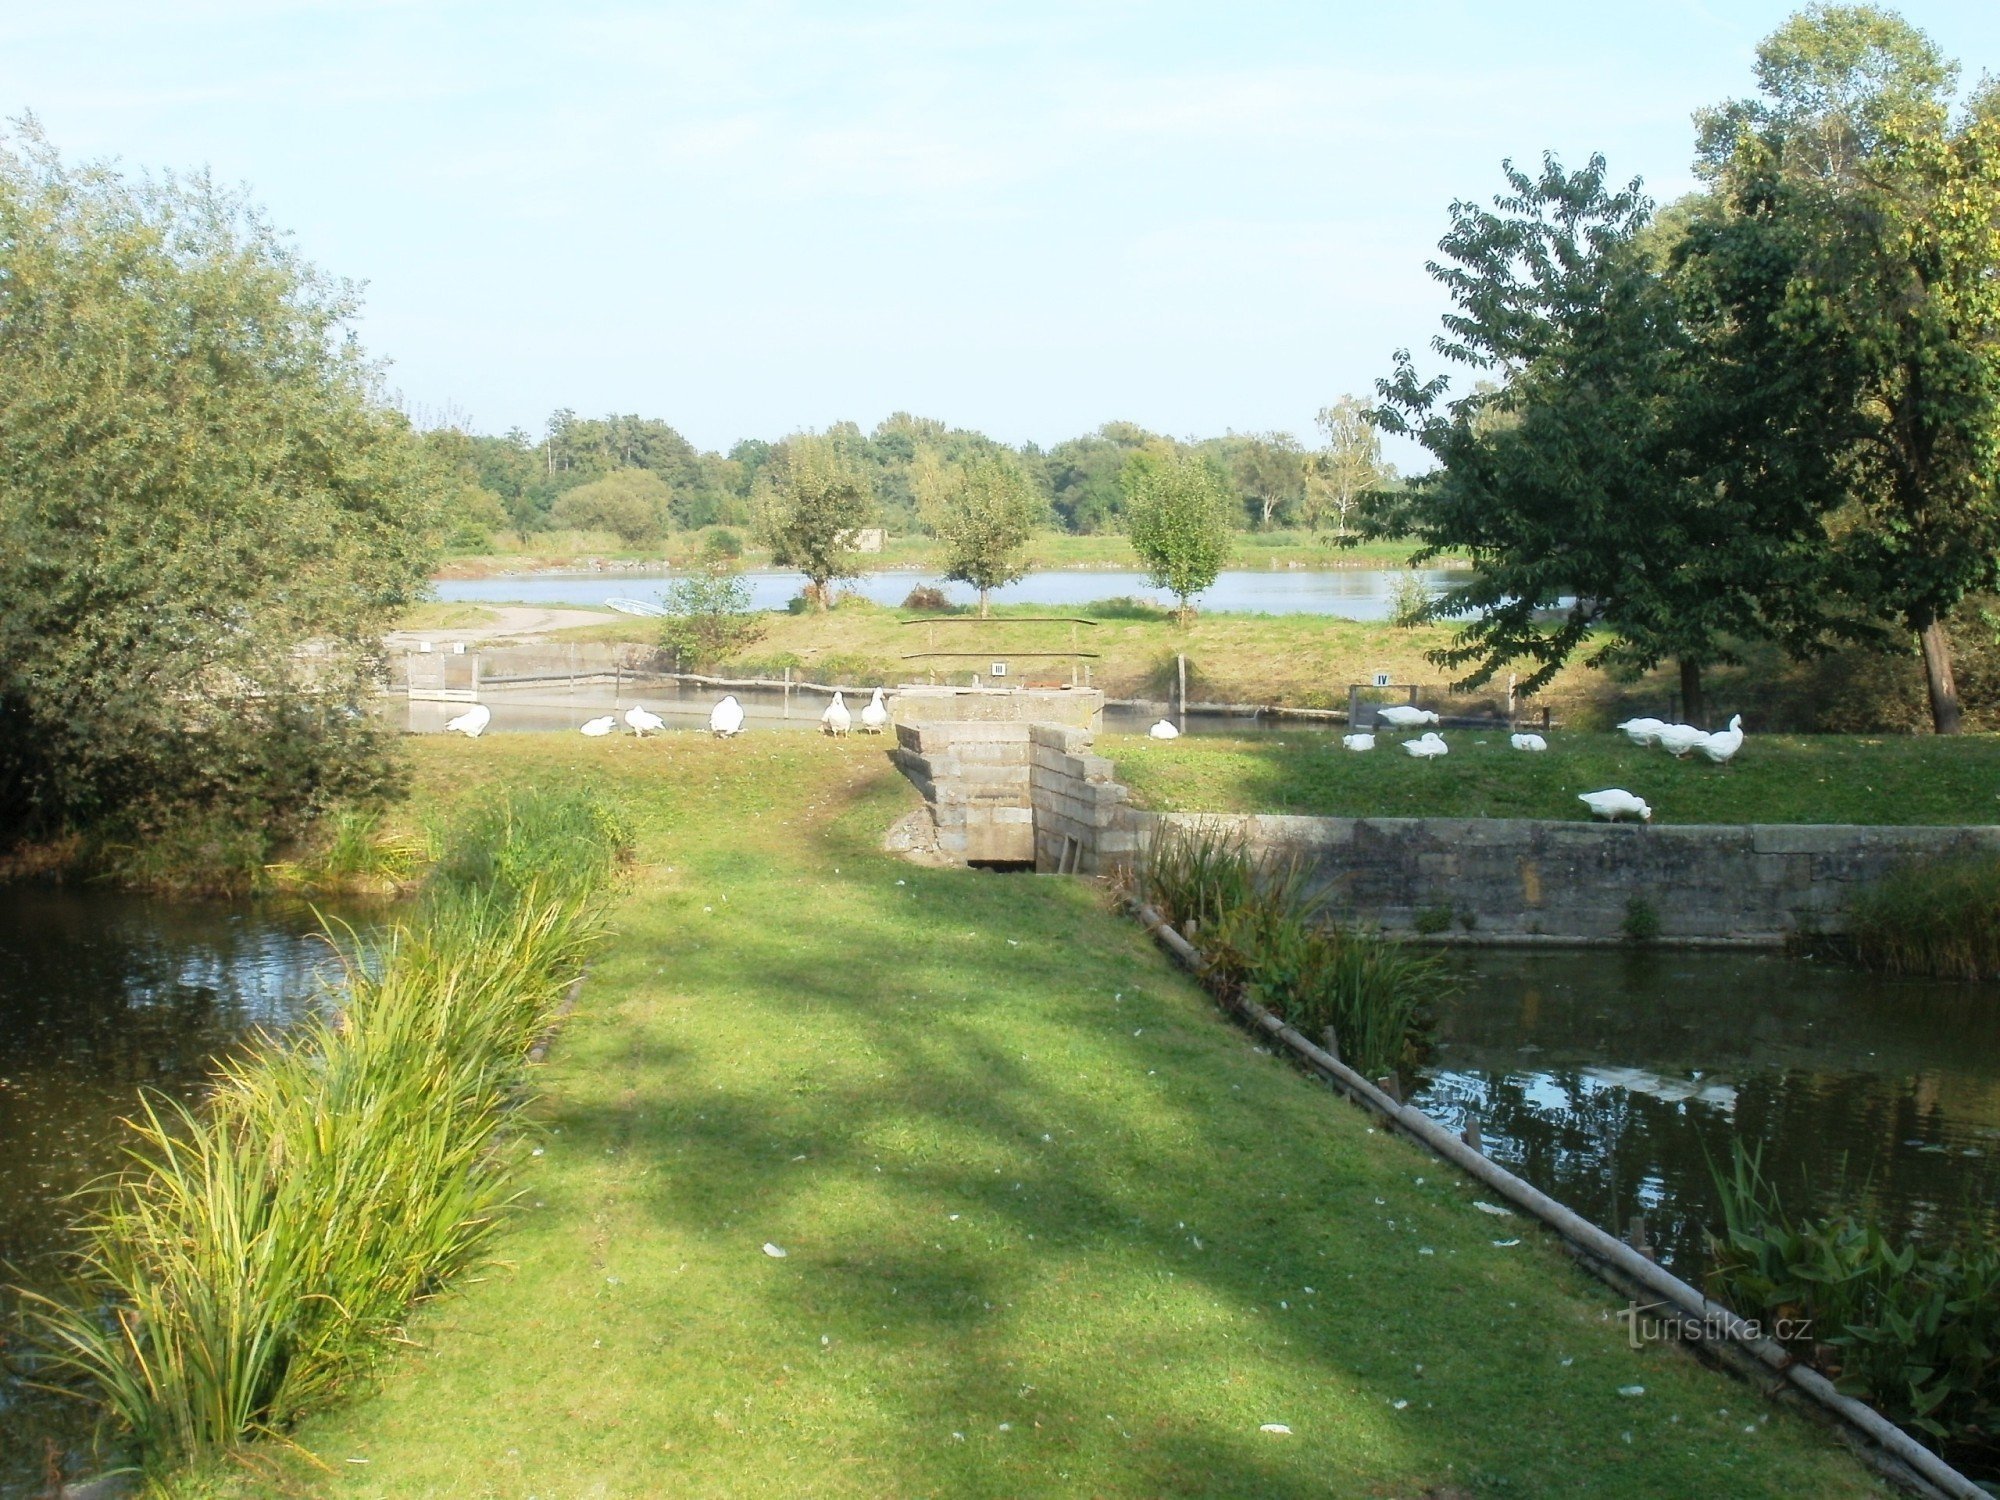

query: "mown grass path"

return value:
[271, 737, 1880, 1497]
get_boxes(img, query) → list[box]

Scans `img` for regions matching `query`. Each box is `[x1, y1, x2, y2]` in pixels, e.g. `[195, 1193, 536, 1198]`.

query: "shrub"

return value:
[1387, 571, 1433, 628]
[1846, 854, 2000, 980]
[1413, 905, 1453, 936]
[901, 585, 954, 612]
[548, 469, 671, 546]
[1707, 1143, 2000, 1476]
[1081, 595, 1173, 622]
[1622, 896, 1661, 943]
[698, 527, 744, 564]
[658, 568, 765, 671]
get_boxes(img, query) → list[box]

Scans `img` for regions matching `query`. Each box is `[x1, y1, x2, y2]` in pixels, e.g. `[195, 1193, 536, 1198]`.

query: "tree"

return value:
[1227, 433, 1305, 529]
[1123, 450, 1235, 626]
[912, 448, 1047, 615]
[657, 567, 765, 669]
[1306, 397, 1384, 538]
[549, 467, 672, 545]
[0, 122, 444, 841]
[1694, 6, 2000, 732]
[1371, 154, 1838, 720]
[753, 432, 876, 608]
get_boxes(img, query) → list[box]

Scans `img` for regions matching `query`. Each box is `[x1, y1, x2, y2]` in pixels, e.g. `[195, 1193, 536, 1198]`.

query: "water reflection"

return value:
[0, 890, 373, 1495]
[1412, 949, 2000, 1269]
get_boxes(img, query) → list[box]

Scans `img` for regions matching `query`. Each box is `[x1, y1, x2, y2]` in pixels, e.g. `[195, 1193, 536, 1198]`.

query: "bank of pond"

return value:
[4, 878, 1996, 1493]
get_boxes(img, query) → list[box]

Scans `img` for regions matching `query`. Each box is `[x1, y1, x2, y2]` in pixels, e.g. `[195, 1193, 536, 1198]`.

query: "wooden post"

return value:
[1462, 1113, 1482, 1153]
[1177, 652, 1187, 732]
[783, 666, 791, 719]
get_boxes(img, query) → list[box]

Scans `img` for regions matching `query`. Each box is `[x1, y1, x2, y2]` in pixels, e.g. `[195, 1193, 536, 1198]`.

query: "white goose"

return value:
[624, 704, 665, 737]
[580, 715, 616, 737]
[1579, 788, 1652, 822]
[443, 703, 490, 738]
[1341, 732, 1375, 752]
[709, 695, 745, 737]
[1616, 717, 1669, 747]
[1148, 719, 1180, 740]
[1375, 704, 1440, 729]
[859, 688, 890, 734]
[822, 691, 852, 737]
[1654, 723, 1709, 759]
[1403, 731, 1448, 759]
[1509, 732, 1548, 752]
[1699, 714, 1744, 764]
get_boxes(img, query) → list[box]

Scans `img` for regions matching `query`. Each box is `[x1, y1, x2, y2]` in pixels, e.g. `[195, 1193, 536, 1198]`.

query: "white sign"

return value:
[990, 661, 1008, 678]
[1372, 671, 1392, 688]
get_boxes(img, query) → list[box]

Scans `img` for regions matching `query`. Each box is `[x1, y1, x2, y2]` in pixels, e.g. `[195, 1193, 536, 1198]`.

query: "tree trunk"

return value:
[1918, 614, 1962, 735]
[1177, 596, 1193, 628]
[1678, 659, 1704, 728]
[979, 587, 990, 619]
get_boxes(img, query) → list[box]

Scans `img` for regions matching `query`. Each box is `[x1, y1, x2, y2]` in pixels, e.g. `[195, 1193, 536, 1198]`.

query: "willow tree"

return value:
[0, 122, 445, 843]
[912, 447, 1046, 615]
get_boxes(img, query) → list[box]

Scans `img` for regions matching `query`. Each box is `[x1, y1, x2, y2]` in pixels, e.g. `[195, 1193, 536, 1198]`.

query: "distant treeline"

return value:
[419, 408, 1396, 550]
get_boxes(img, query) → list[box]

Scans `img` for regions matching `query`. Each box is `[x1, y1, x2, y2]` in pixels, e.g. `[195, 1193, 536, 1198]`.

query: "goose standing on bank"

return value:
[1509, 732, 1548, 752]
[709, 695, 745, 738]
[1617, 717, 1669, 747]
[1699, 714, 1745, 764]
[1579, 789, 1652, 822]
[1148, 719, 1180, 740]
[1403, 731, 1448, 759]
[444, 703, 491, 738]
[580, 715, 616, 737]
[1341, 732, 1375, 752]
[859, 687, 890, 734]
[624, 704, 665, 737]
[822, 691, 852, 737]
[1376, 704, 1440, 729]
[1654, 723, 1709, 758]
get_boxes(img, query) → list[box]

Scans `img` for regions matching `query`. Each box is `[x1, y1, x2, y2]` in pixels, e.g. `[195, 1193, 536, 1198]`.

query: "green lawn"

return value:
[228, 736, 1881, 1497]
[1110, 729, 2000, 826]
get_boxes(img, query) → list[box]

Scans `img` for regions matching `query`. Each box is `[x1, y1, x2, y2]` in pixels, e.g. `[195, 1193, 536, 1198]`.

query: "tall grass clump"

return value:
[1707, 1144, 2000, 1478]
[1845, 854, 2000, 980]
[1138, 823, 1443, 1075]
[18, 787, 630, 1479]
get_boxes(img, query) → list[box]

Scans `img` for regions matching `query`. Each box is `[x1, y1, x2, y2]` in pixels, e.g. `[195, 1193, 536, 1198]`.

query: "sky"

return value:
[5, 1, 1999, 459]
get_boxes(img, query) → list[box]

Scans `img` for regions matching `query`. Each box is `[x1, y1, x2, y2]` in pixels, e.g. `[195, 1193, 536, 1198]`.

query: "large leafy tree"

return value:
[1695, 4, 2000, 733]
[1123, 449, 1235, 626]
[548, 467, 672, 545]
[1371, 155, 1836, 722]
[752, 432, 876, 608]
[0, 123, 445, 840]
[1306, 397, 1385, 538]
[912, 448, 1047, 616]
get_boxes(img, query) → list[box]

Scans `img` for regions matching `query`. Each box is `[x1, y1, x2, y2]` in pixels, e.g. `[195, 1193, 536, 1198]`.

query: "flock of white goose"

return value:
[443, 687, 894, 741]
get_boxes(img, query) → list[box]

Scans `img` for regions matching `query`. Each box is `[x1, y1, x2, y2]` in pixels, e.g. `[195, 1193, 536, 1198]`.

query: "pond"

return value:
[433, 565, 1474, 619]
[0, 889, 376, 1498]
[1412, 948, 2000, 1271]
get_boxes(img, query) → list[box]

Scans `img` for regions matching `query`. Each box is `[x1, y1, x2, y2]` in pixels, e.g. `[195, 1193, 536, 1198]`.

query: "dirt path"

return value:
[385, 605, 620, 650]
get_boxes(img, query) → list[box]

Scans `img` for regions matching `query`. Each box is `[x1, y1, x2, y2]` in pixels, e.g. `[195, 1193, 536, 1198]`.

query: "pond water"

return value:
[433, 566, 1474, 619]
[1413, 948, 2000, 1271]
[0, 890, 374, 1497]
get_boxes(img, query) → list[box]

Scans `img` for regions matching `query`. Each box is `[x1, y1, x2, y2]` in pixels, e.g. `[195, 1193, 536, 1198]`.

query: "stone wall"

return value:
[1028, 724, 1137, 874]
[890, 722, 1036, 864]
[890, 685, 1102, 731]
[1140, 811, 2000, 943]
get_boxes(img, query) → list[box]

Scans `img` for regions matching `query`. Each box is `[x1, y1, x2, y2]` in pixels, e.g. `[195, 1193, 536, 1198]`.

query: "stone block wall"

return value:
[1139, 811, 2000, 942]
[890, 685, 1103, 731]
[1028, 724, 1137, 873]
[891, 721, 1036, 863]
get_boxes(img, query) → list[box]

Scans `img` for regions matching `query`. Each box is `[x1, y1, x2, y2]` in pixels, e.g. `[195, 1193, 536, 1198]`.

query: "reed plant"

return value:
[18, 787, 629, 1478]
[1844, 854, 2000, 980]
[1138, 822, 1443, 1076]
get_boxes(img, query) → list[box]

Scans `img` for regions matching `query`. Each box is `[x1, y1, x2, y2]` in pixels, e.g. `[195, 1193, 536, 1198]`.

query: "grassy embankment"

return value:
[438, 528, 1431, 577]
[211, 735, 1880, 1498]
[1108, 730, 2000, 826]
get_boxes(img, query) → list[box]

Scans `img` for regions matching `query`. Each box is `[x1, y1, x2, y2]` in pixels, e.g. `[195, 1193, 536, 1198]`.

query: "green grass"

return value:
[203, 735, 1883, 1497]
[1846, 853, 2000, 979]
[1110, 730, 2000, 826]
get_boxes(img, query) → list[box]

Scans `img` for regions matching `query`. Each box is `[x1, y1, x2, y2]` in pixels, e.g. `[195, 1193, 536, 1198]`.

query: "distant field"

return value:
[1108, 731, 2000, 826]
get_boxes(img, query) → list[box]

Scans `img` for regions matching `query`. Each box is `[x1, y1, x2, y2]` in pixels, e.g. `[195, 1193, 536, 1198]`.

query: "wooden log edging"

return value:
[1128, 900, 1986, 1500]
[525, 969, 590, 1065]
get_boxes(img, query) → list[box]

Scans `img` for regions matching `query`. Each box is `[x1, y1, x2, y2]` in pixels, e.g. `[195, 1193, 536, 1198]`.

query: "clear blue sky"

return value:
[5, 2, 1998, 456]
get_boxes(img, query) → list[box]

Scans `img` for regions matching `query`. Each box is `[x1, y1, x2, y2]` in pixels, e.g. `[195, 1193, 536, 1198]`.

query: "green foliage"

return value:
[265, 808, 427, 895]
[913, 448, 1047, 614]
[1138, 823, 1442, 1076]
[900, 585, 955, 613]
[656, 568, 766, 670]
[1387, 571, 1432, 629]
[18, 788, 626, 1475]
[753, 432, 876, 606]
[1845, 854, 2000, 979]
[1082, 595, 1173, 622]
[1621, 896, 1661, 943]
[1412, 905, 1453, 936]
[1122, 450, 1235, 625]
[1307, 397, 1385, 538]
[548, 467, 672, 545]
[0, 123, 444, 844]
[697, 526, 744, 564]
[1707, 1142, 2000, 1472]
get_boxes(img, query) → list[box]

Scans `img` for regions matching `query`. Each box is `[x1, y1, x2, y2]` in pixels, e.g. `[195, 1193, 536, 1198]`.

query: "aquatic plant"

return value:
[1138, 822, 1442, 1075]
[1844, 854, 2000, 980]
[18, 788, 629, 1476]
[1707, 1143, 2000, 1476]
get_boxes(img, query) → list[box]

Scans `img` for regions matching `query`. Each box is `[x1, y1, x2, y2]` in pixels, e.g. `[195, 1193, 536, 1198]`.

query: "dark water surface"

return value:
[0, 889, 374, 1495]
[1412, 948, 2000, 1270]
